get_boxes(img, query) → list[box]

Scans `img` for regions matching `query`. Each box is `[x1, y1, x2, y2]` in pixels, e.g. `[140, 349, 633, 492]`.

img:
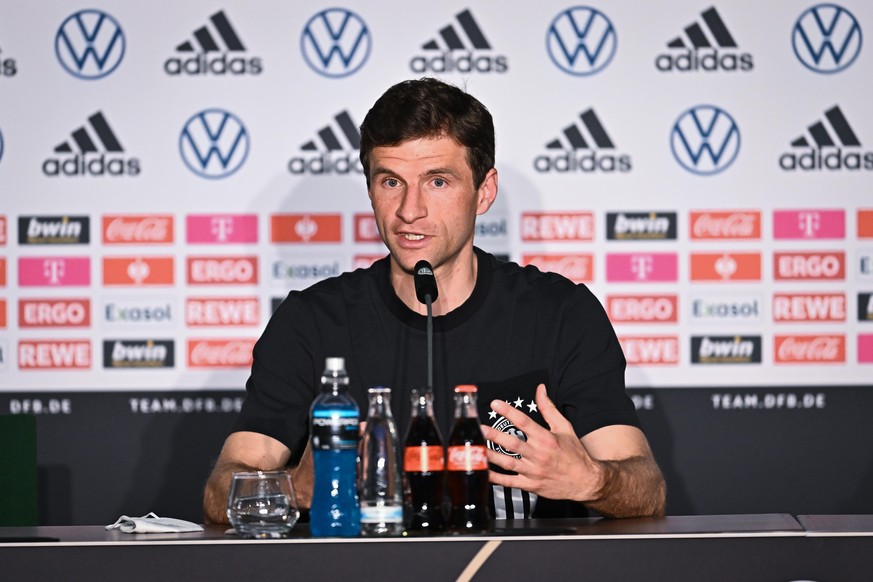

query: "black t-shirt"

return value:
[232, 247, 640, 518]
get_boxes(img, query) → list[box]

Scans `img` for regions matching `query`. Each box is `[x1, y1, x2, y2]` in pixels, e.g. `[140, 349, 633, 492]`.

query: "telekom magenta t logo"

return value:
[606, 253, 678, 282]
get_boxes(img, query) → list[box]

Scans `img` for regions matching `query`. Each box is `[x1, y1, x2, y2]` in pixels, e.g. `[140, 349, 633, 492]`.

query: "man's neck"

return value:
[390, 248, 478, 316]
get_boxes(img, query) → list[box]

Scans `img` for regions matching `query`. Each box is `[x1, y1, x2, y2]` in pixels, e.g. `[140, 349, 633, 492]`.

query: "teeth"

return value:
[402, 234, 425, 240]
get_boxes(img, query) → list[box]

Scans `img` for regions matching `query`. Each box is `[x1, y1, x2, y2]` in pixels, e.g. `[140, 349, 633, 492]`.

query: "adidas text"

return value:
[410, 52, 508, 74]
[534, 151, 631, 173]
[655, 50, 752, 72]
[42, 154, 141, 177]
[287, 153, 363, 175]
[779, 149, 873, 171]
[164, 54, 262, 76]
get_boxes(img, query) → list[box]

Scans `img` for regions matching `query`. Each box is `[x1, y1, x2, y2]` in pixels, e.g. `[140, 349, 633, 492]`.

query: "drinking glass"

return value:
[227, 470, 300, 538]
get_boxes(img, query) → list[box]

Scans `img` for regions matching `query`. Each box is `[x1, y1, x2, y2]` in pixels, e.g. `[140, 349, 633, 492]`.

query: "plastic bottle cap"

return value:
[454, 384, 478, 393]
[325, 357, 345, 371]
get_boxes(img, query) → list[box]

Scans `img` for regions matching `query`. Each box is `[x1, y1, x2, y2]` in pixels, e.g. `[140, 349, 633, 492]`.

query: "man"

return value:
[203, 78, 665, 524]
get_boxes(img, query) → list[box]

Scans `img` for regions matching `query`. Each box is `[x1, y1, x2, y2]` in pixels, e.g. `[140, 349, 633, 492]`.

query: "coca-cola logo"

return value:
[447, 445, 488, 471]
[775, 335, 845, 363]
[187, 339, 255, 368]
[690, 211, 760, 239]
[103, 215, 174, 244]
[522, 254, 593, 283]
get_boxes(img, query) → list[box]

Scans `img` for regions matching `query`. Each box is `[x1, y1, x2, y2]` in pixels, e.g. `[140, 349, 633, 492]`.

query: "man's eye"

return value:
[385, 178, 399, 187]
[433, 178, 447, 188]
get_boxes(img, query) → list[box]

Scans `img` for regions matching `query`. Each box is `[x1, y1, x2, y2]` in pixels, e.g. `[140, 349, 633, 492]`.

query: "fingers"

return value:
[481, 424, 530, 461]
[534, 384, 574, 432]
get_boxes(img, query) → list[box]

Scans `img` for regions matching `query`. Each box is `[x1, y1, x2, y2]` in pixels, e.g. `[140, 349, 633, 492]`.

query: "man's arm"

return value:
[202, 431, 294, 524]
[481, 384, 666, 518]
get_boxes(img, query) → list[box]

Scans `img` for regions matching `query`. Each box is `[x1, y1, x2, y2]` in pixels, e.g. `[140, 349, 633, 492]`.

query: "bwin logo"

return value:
[43, 112, 140, 177]
[546, 6, 616, 76]
[670, 105, 740, 175]
[780, 105, 872, 171]
[534, 108, 631, 173]
[411, 9, 507, 74]
[792, 4, 862, 74]
[55, 9, 125, 80]
[301, 8, 371, 78]
[179, 109, 249, 179]
[656, 6, 753, 72]
[288, 110, 363, 175]
[165, 10, 262, 76]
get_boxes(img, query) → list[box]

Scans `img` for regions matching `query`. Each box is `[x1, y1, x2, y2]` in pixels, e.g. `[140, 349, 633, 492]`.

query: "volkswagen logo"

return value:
[301, 8, 371, 78]
[792, 4, 862, 74]
[671, 105, 741, 175]
[546, 6, 617, 76]
[179, 109, 249, 179]
[55, 9, 125, 80]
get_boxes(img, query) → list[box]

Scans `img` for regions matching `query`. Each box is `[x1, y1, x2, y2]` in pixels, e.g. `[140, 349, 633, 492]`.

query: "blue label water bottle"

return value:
[309, 357, 361, 537]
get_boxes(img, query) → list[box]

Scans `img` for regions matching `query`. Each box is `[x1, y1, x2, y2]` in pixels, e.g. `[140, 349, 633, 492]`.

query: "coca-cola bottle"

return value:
[403, 387, 446, 533]
[446, 384, 491, 532]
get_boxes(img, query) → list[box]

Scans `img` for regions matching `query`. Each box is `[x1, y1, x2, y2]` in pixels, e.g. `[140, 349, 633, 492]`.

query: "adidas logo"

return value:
[410, 9, 508, 74]
[42, 112, 140, 177]
[164, 10, 262, 76]
[0, 45, 17, 77]
[534, 109, 631, 173]
[655, 6, 753, 72]
[780, 106, 872, 171]
[288, 110, 363, 174]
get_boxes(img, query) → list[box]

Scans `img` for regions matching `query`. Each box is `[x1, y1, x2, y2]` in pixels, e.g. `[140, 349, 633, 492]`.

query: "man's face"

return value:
[367, 136, 496, 275]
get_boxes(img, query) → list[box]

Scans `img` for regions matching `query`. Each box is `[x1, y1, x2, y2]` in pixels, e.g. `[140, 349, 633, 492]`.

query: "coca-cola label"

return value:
[186, 338, 255, 368]
[186, 214, 257, 243]
[404, 445, 445, 472]
[690, 252, 762, 281]
[773, 209, 845, 239]
[270, 214, 342, 243]
[447, 444, 488, 472]
[102, 215, 174, 244]
[859, 209, 873, 239]
[774, 335, 845, 364]
[773, 293, 846, 322]
[352, 255, 384, 270]
[187, 256, 258, 285]
[354, 213, 381, 243]
[19, 298, 91, 328]
[521, 212, 594, 241]
[619, 336, 680, 365]
[774, 252, 845, 280]
[522, 254, 593, 283]
[690, 210, 761, 240]
[19, 340, 91, 369]
[606, 295, 678, 323]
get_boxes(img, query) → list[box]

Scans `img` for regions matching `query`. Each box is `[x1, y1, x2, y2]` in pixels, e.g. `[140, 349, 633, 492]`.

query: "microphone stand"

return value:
[425, 293, 433, 391]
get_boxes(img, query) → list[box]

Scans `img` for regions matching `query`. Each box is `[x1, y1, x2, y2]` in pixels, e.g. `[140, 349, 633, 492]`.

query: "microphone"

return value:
[413, 260, 438, 391]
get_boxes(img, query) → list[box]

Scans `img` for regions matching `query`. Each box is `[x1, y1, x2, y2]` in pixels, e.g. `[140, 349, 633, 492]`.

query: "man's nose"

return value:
[396, 184, 427, 223]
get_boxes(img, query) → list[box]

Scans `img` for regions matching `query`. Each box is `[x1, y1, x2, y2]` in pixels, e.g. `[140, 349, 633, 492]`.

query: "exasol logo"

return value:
[671, 105, 740, 175]
[43, 112, 139, 177]
[792, 4, 862, 74]
[691, 335, 761, 364]
[411, 9, 506, 74]
[690, 294, 761, 324]
[656, 6, 752, 73]
[773, 209, 845, 239]
[165, 10, 261, 76]
[103, 339, 174, 369]
[607, 212, 676, 241]
[534, 109, 630, 173]
[288, 111, 362, 175]
[18, 216, 89, 245]
[103, 299, 173, 326]
[179, 109, 249, 179]
[546, 6, 616, 76]
[55, 9, 125, 79]
[301, 8, 371, 78]
[779, 105, 871, 171]
[0, 44, 18, 77]
[271, 259, 341, 286]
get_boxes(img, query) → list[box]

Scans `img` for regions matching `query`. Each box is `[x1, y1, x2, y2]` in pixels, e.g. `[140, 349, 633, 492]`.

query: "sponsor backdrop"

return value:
[0, 0, 871, 524]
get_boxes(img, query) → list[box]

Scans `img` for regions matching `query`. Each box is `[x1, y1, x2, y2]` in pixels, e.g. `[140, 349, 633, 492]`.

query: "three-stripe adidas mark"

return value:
[43, 111, 140, 176]
[54, 112, 123, 153]
[779, 105, 872, 171]
[288, 111, 362, 174]
[422, 9, 490, 51]
[176, 11, 245, 53]
[411, 9, 507, 74]
[535, 109, 630, 173]
[655, 6, 753, 72]
[791, 105, 860, 148]
[164, 10, 261, 76]
[300, 111, 360, 152]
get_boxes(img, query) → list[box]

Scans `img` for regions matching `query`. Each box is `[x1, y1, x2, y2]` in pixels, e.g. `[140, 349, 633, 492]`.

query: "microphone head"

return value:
[413, 260, 438, 304]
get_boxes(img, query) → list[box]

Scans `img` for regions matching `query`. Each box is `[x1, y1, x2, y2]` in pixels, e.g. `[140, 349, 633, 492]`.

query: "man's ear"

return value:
[476, 168, 498, 215]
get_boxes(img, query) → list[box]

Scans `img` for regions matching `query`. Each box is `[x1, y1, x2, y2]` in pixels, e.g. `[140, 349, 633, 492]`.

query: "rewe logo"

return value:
[271, 214, 342, 243]
[165, 11, 262, 76]
[773, 293, 846, 322]
[534, 109, 630, 173]
[619, 336, 679, 365]
[179, 109, 249, 179]
[656, 6, 753, 73]
[607, 212, 676, 240]
[19, 340, 91, 370]
[0, 45, 18, 77]
[671, 105, 740, 175]
[288, 110, 362, 175]
[691, 335, 761, 364]
[104, 339, 174, 369]
[521, 212, 594, 241]
[301, 8, 371, 78]
[186, 297, 259, 327]
[779, 106, 871, 171]
[411, 9, 507, 74]
[43, 112, 139, 177]
[792, 4, 862, 74]
[18, 216, 89, 245]
[55, 9, 125, 79]
[773, 210, 845, 239]
[546, 7, 616, 76]
[521, 254, 593, 284]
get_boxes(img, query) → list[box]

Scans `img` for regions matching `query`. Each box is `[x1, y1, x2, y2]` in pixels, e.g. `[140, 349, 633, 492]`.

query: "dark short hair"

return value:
[359, 77, 495, 189]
